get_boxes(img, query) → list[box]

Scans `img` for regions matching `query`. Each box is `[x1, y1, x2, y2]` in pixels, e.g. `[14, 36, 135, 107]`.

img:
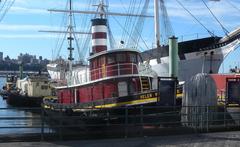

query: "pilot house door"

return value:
[118, 81, 128, 97]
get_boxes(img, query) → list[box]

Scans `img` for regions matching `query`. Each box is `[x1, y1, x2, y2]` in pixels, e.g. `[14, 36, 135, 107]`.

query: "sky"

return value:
[0, 0, 239, 73]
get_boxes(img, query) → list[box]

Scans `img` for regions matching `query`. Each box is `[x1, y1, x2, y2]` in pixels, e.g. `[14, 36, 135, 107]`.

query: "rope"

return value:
[201, 0, 229, 35]
[0, 0, 15, 22]
[112, 15, 143, 50]
[121, 0, 136, 44]
[0, 0, 7, 14]
[127, 0, 150, 50]
[119, 0, 128, 14]
[53, 1, 68, 60]
[175, 0, 215, 37]
[226, 0, 240, 13]
[127, 0, 142, 42]
[160, 0, 174, 45]
[105, 0, 116, 49]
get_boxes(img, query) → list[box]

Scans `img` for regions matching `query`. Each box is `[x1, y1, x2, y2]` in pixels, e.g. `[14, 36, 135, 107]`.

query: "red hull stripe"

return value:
[92, 32, 107, 39]
[92, 46, 107, 53]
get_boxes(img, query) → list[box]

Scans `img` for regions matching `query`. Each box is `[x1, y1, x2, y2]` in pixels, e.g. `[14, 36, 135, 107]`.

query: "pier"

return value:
[1, 131, 240, 147]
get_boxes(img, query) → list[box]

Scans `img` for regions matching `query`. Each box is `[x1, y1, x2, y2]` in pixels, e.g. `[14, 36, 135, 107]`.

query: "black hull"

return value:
[0, 90, 10, 100]
[7, 93, 43, 107]
[43, 101, 181, 132]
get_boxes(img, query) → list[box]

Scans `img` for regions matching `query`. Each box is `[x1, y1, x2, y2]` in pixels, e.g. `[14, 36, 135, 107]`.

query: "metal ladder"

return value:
[140, 77, 151, 92]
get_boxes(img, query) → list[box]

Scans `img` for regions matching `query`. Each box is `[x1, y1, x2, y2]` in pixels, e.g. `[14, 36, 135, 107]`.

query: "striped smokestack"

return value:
[91, 18, 107, 54]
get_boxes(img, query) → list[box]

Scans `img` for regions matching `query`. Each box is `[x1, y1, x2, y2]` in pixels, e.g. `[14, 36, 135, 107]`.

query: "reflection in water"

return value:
[0, 77, 51, 135]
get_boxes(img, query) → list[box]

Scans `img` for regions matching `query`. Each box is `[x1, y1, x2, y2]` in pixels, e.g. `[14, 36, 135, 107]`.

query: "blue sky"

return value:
[0, 0, 239, 72]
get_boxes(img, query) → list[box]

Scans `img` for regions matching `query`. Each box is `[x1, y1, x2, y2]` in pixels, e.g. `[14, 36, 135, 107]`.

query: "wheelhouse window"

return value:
[90, 62, 93, 69]
[99, 56, 106, 66]
[137, 55, 142, 63]
[129, 53, 137, 63]
[116, 53, 126, 63]
[93, 58, 98, 69]
[107, 54, 116, 64]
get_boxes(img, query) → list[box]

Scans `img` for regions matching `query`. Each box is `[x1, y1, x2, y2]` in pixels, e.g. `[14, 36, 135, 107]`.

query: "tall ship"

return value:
[142, 27, 240, 82]
[46, 0, 240, 83]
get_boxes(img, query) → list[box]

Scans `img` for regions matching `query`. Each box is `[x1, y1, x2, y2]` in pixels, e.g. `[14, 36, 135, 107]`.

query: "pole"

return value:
[169, 36, 178, 78]
[68, 0, 74, 85]
[154, 0, 160, 47]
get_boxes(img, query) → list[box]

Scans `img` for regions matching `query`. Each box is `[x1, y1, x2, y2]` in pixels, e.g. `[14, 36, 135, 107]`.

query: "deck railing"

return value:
[90, 63, 145, 80]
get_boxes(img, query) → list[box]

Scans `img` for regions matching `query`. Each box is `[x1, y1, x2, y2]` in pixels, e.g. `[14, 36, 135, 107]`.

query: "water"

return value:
[0, 77, 43, 135]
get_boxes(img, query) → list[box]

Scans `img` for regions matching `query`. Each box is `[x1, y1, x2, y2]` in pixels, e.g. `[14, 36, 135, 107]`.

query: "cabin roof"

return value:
[88, 48, 140, 60]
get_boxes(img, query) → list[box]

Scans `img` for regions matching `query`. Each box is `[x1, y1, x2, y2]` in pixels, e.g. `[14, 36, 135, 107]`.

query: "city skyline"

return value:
[0, 51, 48, 61]
[0, 0, 239, 72]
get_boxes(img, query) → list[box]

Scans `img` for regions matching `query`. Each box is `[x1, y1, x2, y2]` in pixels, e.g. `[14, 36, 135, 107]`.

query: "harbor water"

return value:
[0, 77, 44, 135]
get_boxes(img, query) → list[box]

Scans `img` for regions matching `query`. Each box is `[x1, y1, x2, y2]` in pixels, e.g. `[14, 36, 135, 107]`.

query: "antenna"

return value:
[92, 0, 108, 18]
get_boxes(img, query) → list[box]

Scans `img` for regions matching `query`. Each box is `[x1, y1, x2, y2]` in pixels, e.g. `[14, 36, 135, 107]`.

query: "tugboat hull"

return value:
[7, 93, 43, 107]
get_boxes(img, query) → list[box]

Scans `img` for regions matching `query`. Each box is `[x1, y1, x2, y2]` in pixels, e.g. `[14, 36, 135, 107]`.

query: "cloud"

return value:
[10, 6, 48, 14]
[11, 0, 97, 15]
[0, 24, 58, 31]
[0, 34, 57, 39]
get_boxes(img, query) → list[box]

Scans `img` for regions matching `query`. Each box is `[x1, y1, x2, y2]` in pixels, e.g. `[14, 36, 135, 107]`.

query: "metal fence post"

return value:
[224, 105, 226, 128]
[41, 105, 44, 141]
[200, 107, 203, 132]
[140, 105, 143, 137]
[194, 107, 197, 133]
[206, 106, 209, 132]
[107, 109, 110, 126]
[59, 106, 63, 140]
[125, 106, 128, 138]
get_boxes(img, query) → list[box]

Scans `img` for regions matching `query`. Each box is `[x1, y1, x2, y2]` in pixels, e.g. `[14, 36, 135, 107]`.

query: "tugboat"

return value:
[7, 74, 52, 107]
[43, 1, 178, 120]
[0, 75, 17, 100]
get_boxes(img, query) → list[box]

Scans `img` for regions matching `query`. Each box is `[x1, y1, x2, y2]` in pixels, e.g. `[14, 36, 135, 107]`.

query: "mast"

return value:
[154, 0, 160, 47]
[68, 0, 74, 83]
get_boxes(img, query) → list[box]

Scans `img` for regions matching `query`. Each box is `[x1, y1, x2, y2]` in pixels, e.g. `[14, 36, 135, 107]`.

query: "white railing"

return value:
[90, 63, 139, 80]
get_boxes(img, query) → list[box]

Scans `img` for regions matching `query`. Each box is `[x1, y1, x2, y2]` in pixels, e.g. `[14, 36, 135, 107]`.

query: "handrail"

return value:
[90, 63, 139, 80]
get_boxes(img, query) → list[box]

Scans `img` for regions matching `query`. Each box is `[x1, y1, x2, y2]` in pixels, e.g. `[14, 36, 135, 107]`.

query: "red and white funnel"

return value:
[91, 18, 107, 54]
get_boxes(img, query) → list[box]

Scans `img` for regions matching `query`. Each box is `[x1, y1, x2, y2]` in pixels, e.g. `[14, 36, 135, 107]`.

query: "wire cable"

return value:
[0, 0, 15, 22]
[201, 0, 229, 35]
[226, 0, 240, 12]
[175, 0, 215, 37]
